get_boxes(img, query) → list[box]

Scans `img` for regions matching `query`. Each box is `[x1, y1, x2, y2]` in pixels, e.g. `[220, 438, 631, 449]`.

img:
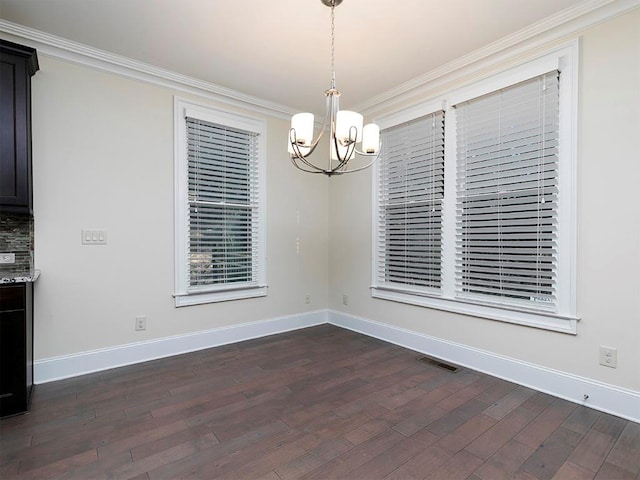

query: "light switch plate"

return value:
[81, 229, 107, 245]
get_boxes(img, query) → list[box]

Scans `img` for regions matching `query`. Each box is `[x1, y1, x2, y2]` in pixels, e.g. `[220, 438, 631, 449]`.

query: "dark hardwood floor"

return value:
[1, 325, 638, 479]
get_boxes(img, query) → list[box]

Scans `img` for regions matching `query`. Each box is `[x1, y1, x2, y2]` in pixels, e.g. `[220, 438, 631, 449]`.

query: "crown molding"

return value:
[1, 0, 638, 120]
[357, 0, 640, 116]
[0, 20, 297, 120]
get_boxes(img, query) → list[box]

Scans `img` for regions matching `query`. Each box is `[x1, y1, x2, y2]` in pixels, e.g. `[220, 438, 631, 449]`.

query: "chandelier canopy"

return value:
[288, 0, 381, 176]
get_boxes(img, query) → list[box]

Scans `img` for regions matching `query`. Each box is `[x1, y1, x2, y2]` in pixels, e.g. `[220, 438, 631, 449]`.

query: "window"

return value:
[455, 71, 559, 311]
[375, 111, 445, 294]
[174, 99, 266, 306]
[373, 45, 577, 333]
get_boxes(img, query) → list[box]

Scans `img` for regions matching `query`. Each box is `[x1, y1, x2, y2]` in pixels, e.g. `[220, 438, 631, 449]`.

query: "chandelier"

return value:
[288, 0, 381, 176]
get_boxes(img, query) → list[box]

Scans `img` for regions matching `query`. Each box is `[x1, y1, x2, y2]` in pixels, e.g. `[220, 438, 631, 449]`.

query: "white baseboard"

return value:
[34, 308, 639, 423]
[34, 310, 327, 384]
[328, 310, 640, 423]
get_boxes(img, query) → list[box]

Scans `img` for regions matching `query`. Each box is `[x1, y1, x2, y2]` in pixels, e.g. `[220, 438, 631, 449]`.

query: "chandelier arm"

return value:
[290, 145, 329, 173]
[333, 148, 353, 172]
[329, 137, 382, 174]
[290, 143, 326, 172]
[288, 122, 327, 169]
[330, 135, 348, 167]
[326, 151, 381, 175]
[339, 149, 382, 173]
[297, 149, 381, 176]
[290, 156, 330, 174]
[353, 141, 383, 156]
[292, 164, 331, 175]
[289, 129, 323, 159]
[307, 90, 333, 153]
[329, 150, 350, 174]
[349, 125, 358, 143]
[306, 91, 332, 153]
[330, 125, 358, 172]
[329, 135, 356, 174]
[287, 90, 334, 162]
[297, 154, 326, 172]
[291, 134, 343, 175]
[288, 128, 302, 150]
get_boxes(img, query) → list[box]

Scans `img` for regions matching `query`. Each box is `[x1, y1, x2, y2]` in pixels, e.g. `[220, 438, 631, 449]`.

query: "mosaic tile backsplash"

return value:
[0, 213, 34, 276]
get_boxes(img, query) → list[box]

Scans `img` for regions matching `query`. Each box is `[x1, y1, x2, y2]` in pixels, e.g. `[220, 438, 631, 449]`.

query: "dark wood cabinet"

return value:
[0, 282, 34, 417]
[0, 40, 39, 215]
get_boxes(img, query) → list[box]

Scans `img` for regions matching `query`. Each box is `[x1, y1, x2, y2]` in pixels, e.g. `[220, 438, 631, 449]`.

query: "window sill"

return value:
[174, 286, 267, 307]
[371, 287, 578, 334]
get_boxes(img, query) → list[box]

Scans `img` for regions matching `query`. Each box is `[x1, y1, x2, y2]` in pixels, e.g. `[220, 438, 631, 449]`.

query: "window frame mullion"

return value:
[441, 104, 457, 298]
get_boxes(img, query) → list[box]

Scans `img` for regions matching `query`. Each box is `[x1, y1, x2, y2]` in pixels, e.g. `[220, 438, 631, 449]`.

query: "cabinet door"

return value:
[0, 42, 37, 214]
[0, 309, 27, 417]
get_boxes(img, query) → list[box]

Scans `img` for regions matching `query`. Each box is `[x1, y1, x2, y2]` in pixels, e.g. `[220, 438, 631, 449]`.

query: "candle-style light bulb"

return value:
[290, 113, 314, 146]
[362, 123, 380, 154]
[336, 111, 363, 144]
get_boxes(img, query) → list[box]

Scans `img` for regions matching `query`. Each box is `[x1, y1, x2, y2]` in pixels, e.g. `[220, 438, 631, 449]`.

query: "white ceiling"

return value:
[0, 0, 589, 114]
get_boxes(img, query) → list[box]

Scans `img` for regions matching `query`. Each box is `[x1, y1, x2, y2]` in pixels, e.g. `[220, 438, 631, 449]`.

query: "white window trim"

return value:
[173, 97, 267, 307]
[372, 41, 579, 334]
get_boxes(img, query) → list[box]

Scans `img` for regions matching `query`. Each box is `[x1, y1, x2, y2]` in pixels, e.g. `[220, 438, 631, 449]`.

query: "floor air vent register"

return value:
[417, 355, 461, 373]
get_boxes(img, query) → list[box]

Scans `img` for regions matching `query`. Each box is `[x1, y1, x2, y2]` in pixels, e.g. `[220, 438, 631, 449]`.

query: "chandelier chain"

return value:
[330, 2, 336, 89]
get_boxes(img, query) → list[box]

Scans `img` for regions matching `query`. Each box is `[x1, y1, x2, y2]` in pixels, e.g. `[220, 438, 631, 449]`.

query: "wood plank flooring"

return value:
[1, 325, 638, 479]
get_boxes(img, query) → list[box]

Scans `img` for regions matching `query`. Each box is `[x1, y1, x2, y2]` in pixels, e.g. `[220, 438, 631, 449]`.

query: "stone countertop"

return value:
[0, 269, 40, 284]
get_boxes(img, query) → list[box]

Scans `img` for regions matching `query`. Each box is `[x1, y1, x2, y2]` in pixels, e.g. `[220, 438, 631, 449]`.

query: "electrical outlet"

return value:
[0, 253, 16, 264]
[599, 346, 617, 368]
[135, 315, 147, 331]
[304, 294, 311, 304]
[342, 294, 349, 305]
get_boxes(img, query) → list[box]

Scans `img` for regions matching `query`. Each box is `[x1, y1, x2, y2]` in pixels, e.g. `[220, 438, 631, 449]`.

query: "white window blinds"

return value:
[454, 71, 560, 310]
[376, 111, 445, 292]
[186, 117, 261, 290]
